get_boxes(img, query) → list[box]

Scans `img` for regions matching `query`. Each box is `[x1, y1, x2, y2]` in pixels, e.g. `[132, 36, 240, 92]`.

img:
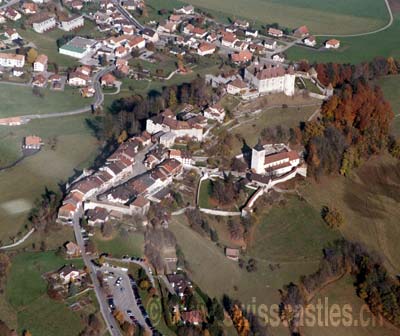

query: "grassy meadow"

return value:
[179, 0, 388, 34]
[0, 113, 99, 244]
[0, 84, 88, 118]
[3, 252, 86, 335]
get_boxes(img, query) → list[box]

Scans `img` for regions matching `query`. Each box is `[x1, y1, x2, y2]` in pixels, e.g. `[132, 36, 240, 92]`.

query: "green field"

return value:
[179, 0, 389, 34]
[0, 113, 99, 244]
[286, 14, 400, 64]
[4, 252, 86, 335]
[94, 229, 144, 258]
[0, 84, 88, 118]
[376, 75, 400, 137]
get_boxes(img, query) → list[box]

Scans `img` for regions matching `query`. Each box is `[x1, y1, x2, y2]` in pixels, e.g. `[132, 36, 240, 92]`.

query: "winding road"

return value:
[314, 0, 394, 38]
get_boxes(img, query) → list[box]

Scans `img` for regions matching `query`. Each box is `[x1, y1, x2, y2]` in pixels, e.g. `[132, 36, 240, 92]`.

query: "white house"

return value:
[244, 63, 295, 96]
[159, 132, 176, 148]
[197, 42, 216, 56]
[227, 78, 248, 95]
[4, 28, 20, 41]
[203, 104, 225, 123]
[32, 16, 56, 33]
[5, 8, 21, 21]
[175, 5, 194, 15]
[263, 38, 277, 50]
[59, 15, 84, 31]
[303, 36, 316, 47]
[325, 39, 340, 49]
[251, 143, 300, 175]
[221, 32, 238, 48]
[267, 27, 283, 38]
[33, 54, 48, 72]
[0, 53, 25, 68]
[141, 28, 159, 42]
[68, 72, 89, 86]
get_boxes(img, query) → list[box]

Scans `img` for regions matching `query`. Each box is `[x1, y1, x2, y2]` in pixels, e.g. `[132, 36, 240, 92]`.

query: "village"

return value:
[0, 0, 341, 335]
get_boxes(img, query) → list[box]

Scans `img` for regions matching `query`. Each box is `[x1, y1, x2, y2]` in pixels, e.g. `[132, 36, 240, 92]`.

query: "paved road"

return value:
[314, 0, 393, 38]
[72, 213, 122, 336]
[0, 228, 35, 250]
[114, 0, 144, 30]
[13, 65, 116, 122]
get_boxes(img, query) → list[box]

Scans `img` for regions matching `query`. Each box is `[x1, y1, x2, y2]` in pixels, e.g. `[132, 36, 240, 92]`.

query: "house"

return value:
[233, 40, 248, 51]
[267, 27, 283, 38]
[227, 78, 248, 95]
[130, 195, 150, 216]
[141, 28, 159, 42]
[233, 19, 249, 29]
[59, 36, 98, 59]
[197, 42, 216, 56]
[166, 273, 192, 297]
[101, 73, 116, 87]
[293, 25, 309, 38]
[181, 311, 203, 325]
[5, 8, 21, 21]
[114, 45, 129, 58]
[58, 265, 81, 284]
[4, 28, 20, 41]
[33, 54, 48, 72]
[251, 143, 300, 175]
[203, 104, 225, 123]
[80, 86, 95, 98]
[175, 5, 194, 15]
[244, 63, 295, 96]
[0, 117, 23, 126]
[86, 207, 109, 226]
[157, 21, 177, 34]
[32, 15, 56, 33]
[58, 203, 77, 223]
[206, 32, 217, 43]
[32, 74, 47, 87]
[23, 135, 43, 149]
[159, 132, 176, 148]
[299, 36, 315, 48]
[0, 53, 25, 68]
[0, 15, 6, 24]
[325, 39, 340, 49]
[231, 50, 252, 64]
[263, 38, 277, 50]
[71, 0, 83, 10]
[59, 15, 84, 31]
[22, 2, 38, 14]
[272, 53, 285, 63]
[122, 25, 135, 35]
[69, 72, 89, 86]
[64, 241, 81, 257]
[221, 32, 238, 48]
[245, 29, 258, 38]
[225, 247, 239, 261]
[127, 36, 145, 50]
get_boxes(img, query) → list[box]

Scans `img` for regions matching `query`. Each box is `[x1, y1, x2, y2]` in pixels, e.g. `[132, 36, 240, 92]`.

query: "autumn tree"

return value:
[26, 48, 38, 64]
[321, 206, 344, 229]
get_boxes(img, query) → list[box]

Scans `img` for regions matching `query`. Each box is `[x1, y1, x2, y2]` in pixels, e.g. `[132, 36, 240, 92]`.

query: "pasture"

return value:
[0, 113, 99, 244]
[5, 252, 86, 336]
[376, 75, 400, 136]
[286, 15, 400, 64]
[0, 84, 88, 118]
[93, 229, 144, 257]
[179, 0, 389, 34]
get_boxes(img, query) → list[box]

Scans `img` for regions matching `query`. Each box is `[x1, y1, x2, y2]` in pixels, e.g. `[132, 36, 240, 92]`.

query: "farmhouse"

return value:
[221, 32, 238, 48]
[23, 135, 43, 149]
[59, 15, 84, 31]
[175, 5, 194, 15]
[325, 39, 340, 49]
[0, 53, 25, 67]
[59, 36, 98, 59]
[244, 63, 295, 96]
[267, 27, 283, 38]
[32, 15, 56, 33]
[34, 54, 48, 72]
[293, 25, 309, 38]
[251, 143, 300, 175]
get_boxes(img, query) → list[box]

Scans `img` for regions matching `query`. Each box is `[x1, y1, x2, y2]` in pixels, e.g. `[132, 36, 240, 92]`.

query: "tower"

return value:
[251, 142, 266, 174]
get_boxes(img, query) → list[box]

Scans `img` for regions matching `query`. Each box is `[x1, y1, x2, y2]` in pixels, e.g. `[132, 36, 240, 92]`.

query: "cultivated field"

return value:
[0, 84, 88, 118]
[0, 113, 99, 244]
[179, 0, 389, 34]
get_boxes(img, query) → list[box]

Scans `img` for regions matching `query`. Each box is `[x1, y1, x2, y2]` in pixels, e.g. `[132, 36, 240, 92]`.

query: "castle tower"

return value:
[251, 142, 266, 174]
